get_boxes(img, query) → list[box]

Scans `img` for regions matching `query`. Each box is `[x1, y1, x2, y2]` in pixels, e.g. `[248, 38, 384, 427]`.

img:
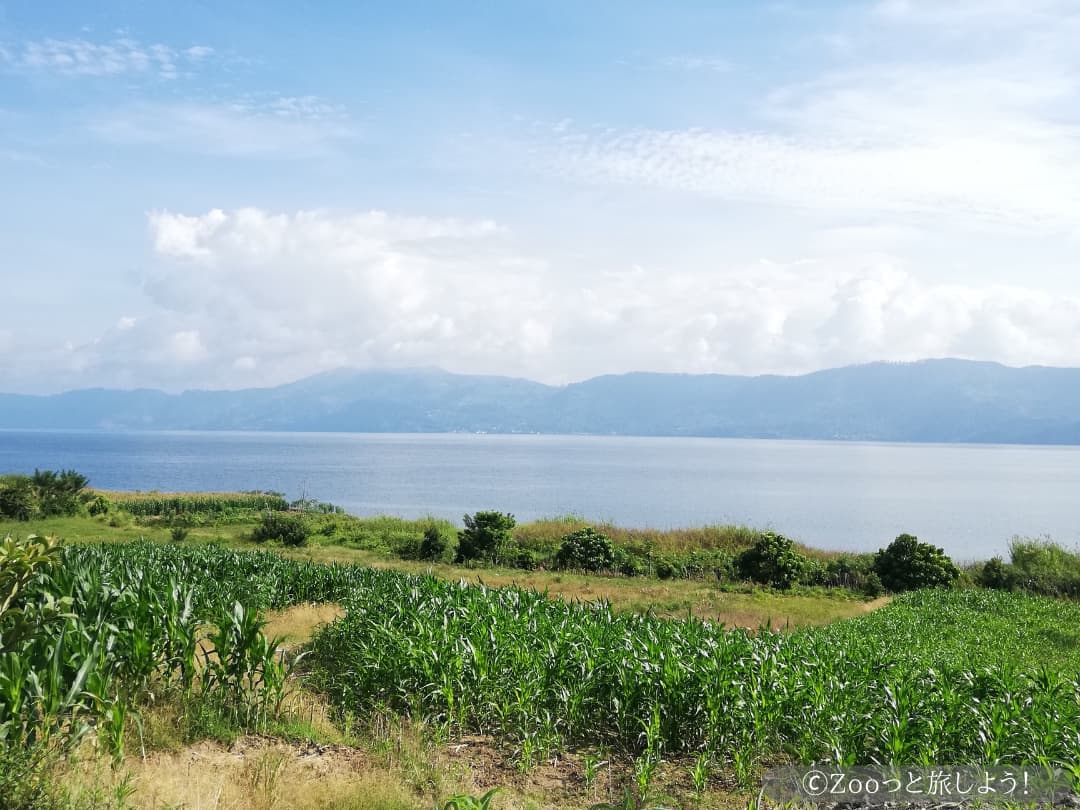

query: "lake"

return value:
[1, 429, 1078, 559]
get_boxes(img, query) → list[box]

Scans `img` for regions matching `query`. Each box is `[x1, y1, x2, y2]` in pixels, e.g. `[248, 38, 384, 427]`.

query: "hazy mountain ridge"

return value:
[5, 359, 1080, 444]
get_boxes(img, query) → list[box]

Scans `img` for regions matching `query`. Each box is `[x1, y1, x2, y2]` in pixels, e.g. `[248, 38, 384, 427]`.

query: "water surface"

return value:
[2, 430, 1078, 559]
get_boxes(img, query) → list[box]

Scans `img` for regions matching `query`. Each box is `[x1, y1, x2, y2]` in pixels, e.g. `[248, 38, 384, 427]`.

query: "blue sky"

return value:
[3, 1, 1080, 393]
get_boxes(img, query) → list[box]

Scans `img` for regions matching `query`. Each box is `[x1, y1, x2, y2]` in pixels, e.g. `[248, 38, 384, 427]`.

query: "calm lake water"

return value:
[2, 429, 1078, 559]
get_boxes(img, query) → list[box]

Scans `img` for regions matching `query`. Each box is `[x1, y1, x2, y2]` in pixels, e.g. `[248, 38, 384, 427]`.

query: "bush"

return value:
[251, 511, 309, 547]
[873, 533, 959, 592]
[736, 532, 806, 590]
[554, 527, 615, 573]
[0, 477, 37, 521]
[978, 539, 1080, 597]
[860, 571, 885, 598]
[419, 524, 450, 561]
[612, 547, 647, 577]
[456, 511, 516, 564]
[170, 526, 190, 543]
[85, 494, 111, 516]
[507, 547, 540, 570]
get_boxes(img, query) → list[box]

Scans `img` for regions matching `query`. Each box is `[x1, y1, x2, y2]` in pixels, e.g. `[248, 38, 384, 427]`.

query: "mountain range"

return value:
[4, 359, 1080, 444]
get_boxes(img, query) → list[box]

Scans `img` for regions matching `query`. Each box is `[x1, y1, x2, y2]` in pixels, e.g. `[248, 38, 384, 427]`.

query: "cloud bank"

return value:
[8, 206, 1079, 392]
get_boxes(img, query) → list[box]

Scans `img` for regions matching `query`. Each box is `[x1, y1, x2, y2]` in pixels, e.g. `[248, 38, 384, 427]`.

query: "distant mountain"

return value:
[5, 359, 1080, 444]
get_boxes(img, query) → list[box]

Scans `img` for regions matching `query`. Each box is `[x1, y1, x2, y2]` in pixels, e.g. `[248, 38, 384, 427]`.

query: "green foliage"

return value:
[310, 563, 1080, 777]
[456, 511, 516, 564]
[438, 788, 501, 810]
[873, 533, 959, 592]
[418, 524, 449, 561]
[736, 532, 806, 589]
[976, 538, 1080, 597]
[251, 511, 309, 547]
[0, 477, 37, 521]
[0, 534, 70, 654]
[170, 526, 190, 543]
[104, 490, 289, 520]
[555, 527, 615, 572]
[85, 494, 111, 517]
[32, 469, 89, 517]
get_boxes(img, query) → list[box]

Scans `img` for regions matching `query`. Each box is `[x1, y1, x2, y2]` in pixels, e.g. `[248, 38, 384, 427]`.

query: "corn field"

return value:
[310, 584, 1080, 781]
[97, 490, 289, 518]
[3, 538, 1078, 801]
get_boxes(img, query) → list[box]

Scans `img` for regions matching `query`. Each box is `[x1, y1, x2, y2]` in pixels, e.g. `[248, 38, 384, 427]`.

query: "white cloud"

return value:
[30, 207, 1070, 390]
[91, 98, 353, 157]
[3, 36, 214, 78]
[168, 330, 206, 363]
[544, 4, 1080, 235]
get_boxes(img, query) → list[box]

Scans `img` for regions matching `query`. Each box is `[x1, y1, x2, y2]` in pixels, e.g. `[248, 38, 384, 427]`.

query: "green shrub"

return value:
[0, 477, 37, 521]
[506, 547, 540, 570]
[85, 494, 111, 516]
[419, 525, 450, 562]
[170, 526, 190, 543]
[978, 539, 1080, 597]
[873, 533, 959, 592]
[860, 571, 885, 598]
[251, 512, 309, 547]
[456, 511, 516, 564]
[736, 532, 806, 590]
[555, 527, 616, 573]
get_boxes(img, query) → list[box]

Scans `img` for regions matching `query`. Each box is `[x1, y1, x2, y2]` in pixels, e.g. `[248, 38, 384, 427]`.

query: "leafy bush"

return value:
[31, 469, 88, 517]
[506, 547, 540, 570]
[170, 526, 190, 543]
[456, 511, 516, 564]
[555, 527, 615, 573]
[873, 533, 959, 592]
[251, 511, 309, 547]
[419, 524, 450, 562]
[736, 532, 806, 590]
[977, 539, 1080, 597]
[860, 571, 885, 598]
[0, 477, 37, 521]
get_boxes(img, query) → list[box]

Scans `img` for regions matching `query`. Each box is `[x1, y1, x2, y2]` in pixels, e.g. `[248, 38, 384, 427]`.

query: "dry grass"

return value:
[264, 603, 345, 644]
[59, 727, 749, 810]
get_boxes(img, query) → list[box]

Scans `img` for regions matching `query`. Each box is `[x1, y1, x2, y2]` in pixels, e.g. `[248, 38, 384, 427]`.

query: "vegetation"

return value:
[977, 536, 1080, 598]
[0, 469, 95, 521]
[3, 474, 1080, 808]
[312, 566, 1080, 784]
[252, 510, 310, 547]
[0, 536, 298, 809]
[873, 533, 960, 592]
[735, 532, 804, 590]
[456, 511, 516, 565]
[555, 527, 616, 572]
[98, 489, 289, 523]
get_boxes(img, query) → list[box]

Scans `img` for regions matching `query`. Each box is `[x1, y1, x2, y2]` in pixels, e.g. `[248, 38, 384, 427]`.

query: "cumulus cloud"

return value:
[2, 36, 214, 78]
[12, 206, 1072, 392]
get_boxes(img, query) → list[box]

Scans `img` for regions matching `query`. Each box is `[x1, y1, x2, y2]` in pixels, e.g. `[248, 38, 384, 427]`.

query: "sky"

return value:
[3, 0, 1080, 393]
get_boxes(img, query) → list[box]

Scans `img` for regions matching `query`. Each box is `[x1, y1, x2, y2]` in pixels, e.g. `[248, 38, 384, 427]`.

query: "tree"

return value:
[736, 532, 806, 590]
[419, 525, 450, 561]
[456, 511, 515, 564]
[873, 533, 959, 592]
